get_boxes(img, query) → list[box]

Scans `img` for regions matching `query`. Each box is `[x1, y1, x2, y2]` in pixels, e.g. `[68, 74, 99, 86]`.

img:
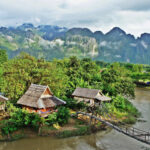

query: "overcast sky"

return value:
[0, 0, 150, 36]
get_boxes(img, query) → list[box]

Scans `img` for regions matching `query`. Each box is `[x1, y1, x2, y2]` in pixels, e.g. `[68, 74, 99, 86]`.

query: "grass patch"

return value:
[56, 125, 90, 138]
[41, 125, 57, 131]
[122, 116, 137, 124]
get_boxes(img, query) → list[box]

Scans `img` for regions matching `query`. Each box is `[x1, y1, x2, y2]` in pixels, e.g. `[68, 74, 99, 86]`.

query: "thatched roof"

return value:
[17, 84, 66, 108]
[41, 96, 66, 108]
[0, 95, 8, 101]
[72, 88, 99, 99]
[95, 95, 111, 101]
[72, 87, 111, 101]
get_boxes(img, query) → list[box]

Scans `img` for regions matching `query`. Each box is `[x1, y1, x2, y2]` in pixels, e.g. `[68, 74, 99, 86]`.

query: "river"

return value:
[0, 87, 150, 150]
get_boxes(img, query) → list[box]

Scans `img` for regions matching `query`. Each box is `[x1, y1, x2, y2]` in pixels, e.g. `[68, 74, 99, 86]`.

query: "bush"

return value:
[46, 107, 70, 126]
[1, 104, 43, 135]
[57, 107, 70, 125]
[63, 97, 86, 110]
[122, 116, 137, 124]
[46, 112, 57, 126]
[1, 120, 18, 135]
[103, 95, 140, 123]
[57, 126, 90, 138]
[63, 97, 77, 109]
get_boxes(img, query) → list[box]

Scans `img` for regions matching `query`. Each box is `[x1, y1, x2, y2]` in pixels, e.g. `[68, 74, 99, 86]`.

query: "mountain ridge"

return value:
[0, 23, 150, 64]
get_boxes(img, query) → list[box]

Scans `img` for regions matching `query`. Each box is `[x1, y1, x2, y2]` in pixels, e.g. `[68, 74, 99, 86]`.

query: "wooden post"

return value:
[7, 131, 10, 140]
[94, 111, 98, 125]
[77, 113, 78, 119]
[90, 116, 91, 125]
[4, 102, 6, 112]
[126, 128, 128, 133]
[90, 115, 92, 125]
[38, 123, 43, 135]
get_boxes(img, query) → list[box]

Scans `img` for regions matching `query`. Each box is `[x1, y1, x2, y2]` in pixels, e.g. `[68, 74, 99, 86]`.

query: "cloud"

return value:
[0, 0, 150, 36]
[119, 0, 150, 11]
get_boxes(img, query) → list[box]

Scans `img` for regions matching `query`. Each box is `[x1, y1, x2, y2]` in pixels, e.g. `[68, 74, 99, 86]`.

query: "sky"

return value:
[0, 0, 150, 37]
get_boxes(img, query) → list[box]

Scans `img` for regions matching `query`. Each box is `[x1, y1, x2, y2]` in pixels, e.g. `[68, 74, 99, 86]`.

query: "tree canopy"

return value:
[0, 53, 135, 101]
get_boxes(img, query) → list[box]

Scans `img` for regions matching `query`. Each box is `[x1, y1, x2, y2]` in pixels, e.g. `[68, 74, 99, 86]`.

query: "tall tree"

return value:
[0, 53, 68, 100]
[101, 64, 135, 98]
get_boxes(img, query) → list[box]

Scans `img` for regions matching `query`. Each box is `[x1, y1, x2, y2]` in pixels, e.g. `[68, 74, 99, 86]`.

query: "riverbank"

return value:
[0, 96, 140, 142]
[0, 117, 108, 141]
[0, 109, 140, 142]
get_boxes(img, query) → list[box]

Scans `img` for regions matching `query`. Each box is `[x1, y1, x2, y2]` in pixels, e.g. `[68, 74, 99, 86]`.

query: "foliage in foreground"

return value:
[46, 107, 70, 126]
[1, 104, 70, 136]
[56, 126, 90, 138]
[104, 95, 140, 124]
[1, 103, 43, 135]
[0, 52, 142, 137]
[0, 53, 136, 101]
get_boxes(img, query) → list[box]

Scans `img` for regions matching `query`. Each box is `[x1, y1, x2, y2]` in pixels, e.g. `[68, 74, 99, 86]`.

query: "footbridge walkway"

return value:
[75, 111, 150, 145]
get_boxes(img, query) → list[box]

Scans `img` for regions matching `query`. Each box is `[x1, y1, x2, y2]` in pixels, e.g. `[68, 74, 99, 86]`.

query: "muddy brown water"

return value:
[0, 87, 150, 150]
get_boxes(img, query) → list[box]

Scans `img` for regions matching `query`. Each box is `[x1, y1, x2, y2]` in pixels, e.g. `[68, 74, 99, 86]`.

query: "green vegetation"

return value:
[56, 107, 70, 125]
[96, 61, 150, 86]
[56, 126, 90, 138]
[121, 63, 150, 85]
[1, 103, 43, 136]
[101, 63, 135, 97]
[0, 52, 68, 100]
[104, 95, 140, 124]
[0, 52, 142, 140]
[46, 107, 70, 126]
[0, 50, 8, 64]
[1, 103, 70, 138]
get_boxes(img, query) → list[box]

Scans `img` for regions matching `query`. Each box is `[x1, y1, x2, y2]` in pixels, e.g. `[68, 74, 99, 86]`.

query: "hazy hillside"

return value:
[0, 23, 150, 64]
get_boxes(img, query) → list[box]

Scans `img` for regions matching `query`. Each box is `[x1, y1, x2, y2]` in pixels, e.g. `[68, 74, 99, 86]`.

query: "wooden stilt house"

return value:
[17, 84, 66, 117]
[72, 88, 111, 106]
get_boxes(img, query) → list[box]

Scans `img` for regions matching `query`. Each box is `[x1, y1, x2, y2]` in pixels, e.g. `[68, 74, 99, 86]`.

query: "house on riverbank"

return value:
[17, 84, 66, 117]
[72, 88, 111, 106]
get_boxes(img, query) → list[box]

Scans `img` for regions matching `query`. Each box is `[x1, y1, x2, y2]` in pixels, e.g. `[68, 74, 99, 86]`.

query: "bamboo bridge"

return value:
[74, 101, 150, 146]
[75, 111, 150, 145]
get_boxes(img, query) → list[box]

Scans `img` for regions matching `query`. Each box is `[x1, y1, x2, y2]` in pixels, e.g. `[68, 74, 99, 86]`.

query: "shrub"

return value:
[46, 112, 57, 126]
[63, 97, 86, 110]
[57, 126, 90, 138]
[1, 104, 43, 135]
[57, 107, 70, 125]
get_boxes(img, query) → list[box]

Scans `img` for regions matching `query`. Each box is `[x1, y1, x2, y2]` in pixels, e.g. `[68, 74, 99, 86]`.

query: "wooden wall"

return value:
[74, 96, 94, 105]
[43, 88, 52, 96]
[23, 106, 54, 113]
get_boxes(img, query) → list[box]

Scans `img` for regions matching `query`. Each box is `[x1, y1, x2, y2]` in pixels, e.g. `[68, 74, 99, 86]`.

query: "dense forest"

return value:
[0, 50, 149, 139]
[0, 51, 136, 100]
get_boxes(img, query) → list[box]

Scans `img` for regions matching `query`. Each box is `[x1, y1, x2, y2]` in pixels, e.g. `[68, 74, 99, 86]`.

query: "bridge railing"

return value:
[75, 111, 150, 144]
[100, 103, 150, 143]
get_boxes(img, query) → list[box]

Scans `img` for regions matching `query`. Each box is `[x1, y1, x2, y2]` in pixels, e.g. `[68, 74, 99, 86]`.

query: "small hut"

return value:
[72, 88, 111, 106]
[17, 84, 66, 117]
[0, 95, 9, 112]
